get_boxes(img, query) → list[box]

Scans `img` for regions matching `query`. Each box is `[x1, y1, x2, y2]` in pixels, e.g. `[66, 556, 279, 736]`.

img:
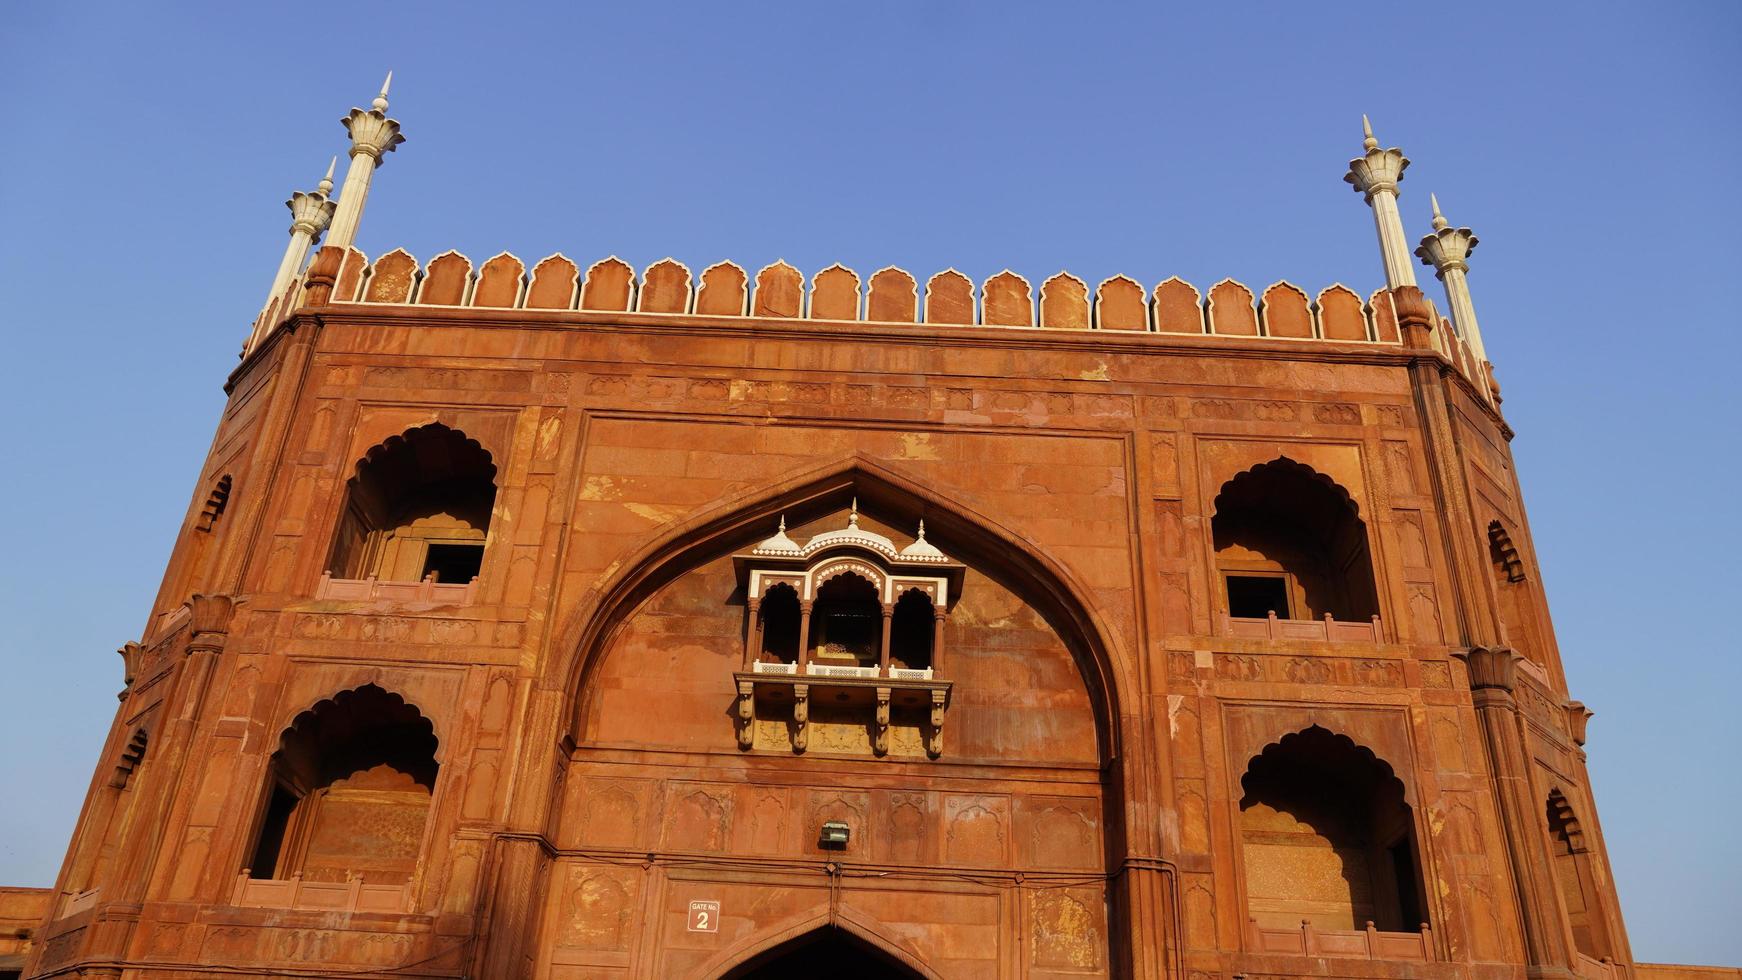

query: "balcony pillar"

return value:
[879, 603, 893, 674]
[931, 607, 947, 676]
[743, 597, 761, 670]
[797, 600, 813, 671]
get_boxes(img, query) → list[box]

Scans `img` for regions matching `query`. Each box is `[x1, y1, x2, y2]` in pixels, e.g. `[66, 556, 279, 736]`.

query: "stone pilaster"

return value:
[1455, 646, 1577, 979]
[1416, 193, 1490, 366]
[1345, 116, 1418, 289]
[325, 73, 405, 251]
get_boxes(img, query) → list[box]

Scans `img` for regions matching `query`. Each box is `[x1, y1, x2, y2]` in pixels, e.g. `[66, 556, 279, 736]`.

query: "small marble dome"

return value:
[803, 501, 897, 556]
[749, 516, 802, 556]
[898, 520, 948, 563]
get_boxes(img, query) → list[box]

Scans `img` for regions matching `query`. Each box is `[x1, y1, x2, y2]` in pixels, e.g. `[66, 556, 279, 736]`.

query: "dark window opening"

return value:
[248, 782, 298, 879]
[1227, 574, 1290, 619]
[422, 543, 483, 583]
[1389, 838, 1423, 928]
[758, 586, 800, 663]
[889, 591, 935, 670]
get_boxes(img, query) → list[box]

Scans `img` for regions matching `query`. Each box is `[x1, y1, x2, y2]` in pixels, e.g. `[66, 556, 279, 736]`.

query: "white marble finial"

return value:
[848, 498, 860, 528]
[1362, 114, 1378, 152]
[1430, 193, 1449, 231]
[778, 514, 786, 533]
[317, 156, 336, 196]
[916, 519, 927, 540]
[372, 71, 393, 113]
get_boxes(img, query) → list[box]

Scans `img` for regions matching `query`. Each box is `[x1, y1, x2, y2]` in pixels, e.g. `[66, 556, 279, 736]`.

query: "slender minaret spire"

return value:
[1415, 193, 1489, 366]
[325, 72, 406, 251]
[259, 158, 338, 315]
[1343, 115, 1418, 289]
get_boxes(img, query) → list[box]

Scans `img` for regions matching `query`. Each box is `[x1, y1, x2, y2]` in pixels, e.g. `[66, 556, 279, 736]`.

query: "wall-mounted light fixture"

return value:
[819, 820, 851, 848]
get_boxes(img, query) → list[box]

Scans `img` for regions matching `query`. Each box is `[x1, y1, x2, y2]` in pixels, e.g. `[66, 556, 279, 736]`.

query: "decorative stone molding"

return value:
[301, 245, 343, 307]
[117, 642, 145, 689]
[1454, 645, 1518, 693]
[1390, 285, 1435, 349]
[185, 594, 235, 655]
[1565, 700, 1593, 746]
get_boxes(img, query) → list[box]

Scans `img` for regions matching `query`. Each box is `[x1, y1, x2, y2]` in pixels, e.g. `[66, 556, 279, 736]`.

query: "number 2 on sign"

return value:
[689, 900, 720, 933]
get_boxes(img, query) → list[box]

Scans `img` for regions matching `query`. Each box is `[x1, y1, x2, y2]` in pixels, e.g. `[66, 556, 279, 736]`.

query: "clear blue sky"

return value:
[1, 0, 1736, 965]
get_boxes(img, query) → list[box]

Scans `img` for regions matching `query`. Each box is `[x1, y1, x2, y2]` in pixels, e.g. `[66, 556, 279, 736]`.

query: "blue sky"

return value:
[1, 0, 1737, 965]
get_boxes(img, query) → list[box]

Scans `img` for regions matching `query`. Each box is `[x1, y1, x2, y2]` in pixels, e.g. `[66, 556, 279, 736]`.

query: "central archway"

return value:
[721, 925, 927, 979]
[549, 453, 1134, 762]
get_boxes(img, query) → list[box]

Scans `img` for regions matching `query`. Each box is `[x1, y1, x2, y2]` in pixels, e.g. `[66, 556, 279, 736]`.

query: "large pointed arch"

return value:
[546, 453, 1132, 765]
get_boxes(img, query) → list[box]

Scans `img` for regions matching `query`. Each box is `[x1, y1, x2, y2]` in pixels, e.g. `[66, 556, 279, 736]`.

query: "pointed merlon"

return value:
[1362, 114, 1379, 152]
[373, 71, 393, 113]
[318, 156, 337, 196]
[1431, 193, 1449, 231]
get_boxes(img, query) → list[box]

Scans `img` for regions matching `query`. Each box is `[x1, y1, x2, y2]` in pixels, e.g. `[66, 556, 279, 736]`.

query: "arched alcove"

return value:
[246, 685, 439, 886]
[326, 423, 496, 584]
[1213, 458, 1378, 622]
[1239, 726, 1426, 934]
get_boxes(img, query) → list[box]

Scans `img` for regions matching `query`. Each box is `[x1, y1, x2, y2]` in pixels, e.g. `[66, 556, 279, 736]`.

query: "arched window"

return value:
[327, 424, 496, 584]
[1547, 791, 1612, 960]
[1488, 521, 1540, 664]
[1239, 727, 1426, 935]
[1213, 459, 1378, 623]
[247, 685, 438, 886]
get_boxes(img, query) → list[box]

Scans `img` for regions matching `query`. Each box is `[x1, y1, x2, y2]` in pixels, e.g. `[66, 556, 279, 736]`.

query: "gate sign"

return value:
[688, 900, 721, 933]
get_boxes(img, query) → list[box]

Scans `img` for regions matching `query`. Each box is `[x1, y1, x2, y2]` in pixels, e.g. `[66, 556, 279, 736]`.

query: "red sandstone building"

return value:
[8, 81, 1729, 979]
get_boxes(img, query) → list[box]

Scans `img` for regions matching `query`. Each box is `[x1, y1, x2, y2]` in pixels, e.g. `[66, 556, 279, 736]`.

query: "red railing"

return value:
[231, 871, 410, 914]
[1225, 611, 1383, 644]
[316, 571, 477, 605]
[1248, 919, 1433, 961]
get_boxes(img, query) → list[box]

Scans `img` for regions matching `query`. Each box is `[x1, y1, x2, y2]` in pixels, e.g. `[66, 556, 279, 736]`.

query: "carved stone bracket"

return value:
[735, 679, 755, 750]
[1454, 645, 1518, 693]
[117, 642, 145, 690]
[927, 689, 947, 758]
[792, 683, 809, 753]
[873, 687, 891, 756]
[186, 593, 237, 655]
[1564, 700, 1593, 747]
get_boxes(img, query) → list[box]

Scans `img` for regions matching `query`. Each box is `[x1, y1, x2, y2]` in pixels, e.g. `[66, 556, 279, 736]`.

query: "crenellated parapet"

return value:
[318, 248, 1410, 340]
[241, 246, 1502, 406]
